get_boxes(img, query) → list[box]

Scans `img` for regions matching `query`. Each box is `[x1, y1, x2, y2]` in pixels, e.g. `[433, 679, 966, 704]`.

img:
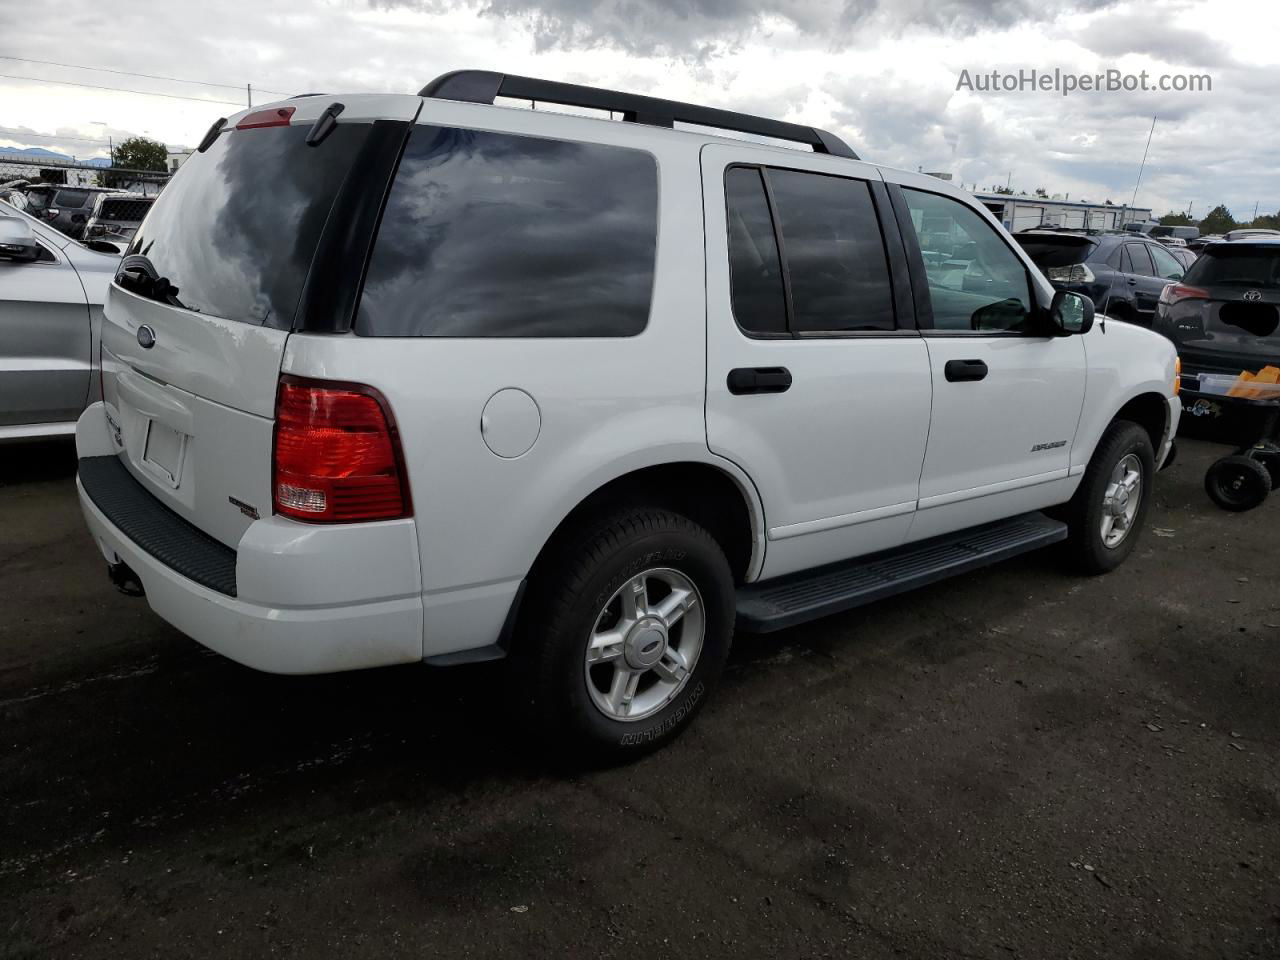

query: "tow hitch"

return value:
[108, 560, 144, 597]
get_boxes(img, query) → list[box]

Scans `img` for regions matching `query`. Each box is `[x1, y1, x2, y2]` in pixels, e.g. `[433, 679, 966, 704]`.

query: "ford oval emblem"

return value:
[137, 324, 156, 349]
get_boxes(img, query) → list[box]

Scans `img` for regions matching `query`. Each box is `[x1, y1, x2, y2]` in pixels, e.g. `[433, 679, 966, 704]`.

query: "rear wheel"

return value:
[514, 508, 735, 760]
[1063, 420, 1155, 573]
[1205, 455, 1271, 512]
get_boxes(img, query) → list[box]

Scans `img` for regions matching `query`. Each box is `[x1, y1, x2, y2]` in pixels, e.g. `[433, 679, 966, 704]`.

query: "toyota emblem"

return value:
[1243, 290, 1263, 302]
[137, 324, 156, 349]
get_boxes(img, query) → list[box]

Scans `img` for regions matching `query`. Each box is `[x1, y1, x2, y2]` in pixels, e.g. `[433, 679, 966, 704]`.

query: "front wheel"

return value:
[1063, 420, 1156, 574]
[514, 508, 736, 760]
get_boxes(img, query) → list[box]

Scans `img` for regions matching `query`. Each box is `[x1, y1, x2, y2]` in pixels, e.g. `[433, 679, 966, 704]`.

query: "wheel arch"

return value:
[525, 458, 766, 589]
[1113, 391, 1170, 454]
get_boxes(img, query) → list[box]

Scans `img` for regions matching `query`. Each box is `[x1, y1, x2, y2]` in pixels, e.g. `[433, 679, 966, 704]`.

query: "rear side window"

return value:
[1186, 246, 1280, 289]
[723, 165, 897, 335]
[99, 198, 153, 221]
[125, 123, 374, 328]
[1148, 243, 1185, 280]
[1126, 243, 1156, 277]
[355, 126, 658, 338]
[725, 167, 787, 335]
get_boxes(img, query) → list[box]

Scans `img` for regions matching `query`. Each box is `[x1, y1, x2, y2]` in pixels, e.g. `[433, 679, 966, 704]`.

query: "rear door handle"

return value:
[727, 367, 792, 395]
[944, 359, 988, 383]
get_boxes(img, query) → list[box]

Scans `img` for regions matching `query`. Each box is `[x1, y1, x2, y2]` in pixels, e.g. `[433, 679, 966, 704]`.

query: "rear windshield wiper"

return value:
[116, 253, 182, 307]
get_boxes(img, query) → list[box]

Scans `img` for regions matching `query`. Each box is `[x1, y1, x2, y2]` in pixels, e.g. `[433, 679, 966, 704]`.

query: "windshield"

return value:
[1184, 246, 1280, 289]
[123, 122, 373, 327]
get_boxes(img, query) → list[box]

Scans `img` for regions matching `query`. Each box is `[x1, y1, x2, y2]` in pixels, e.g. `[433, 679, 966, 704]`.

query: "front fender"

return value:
[1075, 318, 1180, 472]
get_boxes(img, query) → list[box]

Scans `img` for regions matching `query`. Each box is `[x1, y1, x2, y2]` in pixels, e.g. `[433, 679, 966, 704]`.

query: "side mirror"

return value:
[0, 215, 39, 262]
[1049, 289, 1094, 335]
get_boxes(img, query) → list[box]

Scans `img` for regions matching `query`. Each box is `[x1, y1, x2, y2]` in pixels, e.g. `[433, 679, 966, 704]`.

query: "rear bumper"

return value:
[75, 404, 424, 674]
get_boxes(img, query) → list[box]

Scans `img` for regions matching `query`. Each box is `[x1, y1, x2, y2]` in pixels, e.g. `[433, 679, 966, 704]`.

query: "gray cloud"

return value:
[377, 0, 1125, 57]
[1072, 11, 1232, 66]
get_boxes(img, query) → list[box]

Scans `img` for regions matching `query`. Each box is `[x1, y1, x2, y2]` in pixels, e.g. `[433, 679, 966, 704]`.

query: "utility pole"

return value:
[1130, 115, 1157, 210]
[1005, 170, 1012, 191]
[1253, 200, 1260, 221]
[247, 83, 253, 108]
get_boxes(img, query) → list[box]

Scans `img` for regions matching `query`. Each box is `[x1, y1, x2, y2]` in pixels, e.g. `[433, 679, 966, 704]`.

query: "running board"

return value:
[736, 512, 1068, 633]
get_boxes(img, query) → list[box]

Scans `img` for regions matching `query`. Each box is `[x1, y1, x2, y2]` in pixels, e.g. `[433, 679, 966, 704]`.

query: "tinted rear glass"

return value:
[125, 123, 371, 327]
[1016, 236, 1096, 268]
[725, 167, 787, 335]
[1185, 246, 1280, 289]
[53, 189, 90, 207]
[99, 198, 152, 221]
[355, 126, 658, 338]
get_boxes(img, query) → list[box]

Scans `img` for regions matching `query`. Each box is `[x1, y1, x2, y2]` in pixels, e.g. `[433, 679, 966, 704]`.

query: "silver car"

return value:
[0, 200, 119, 440]
[83, 193, 156, 251]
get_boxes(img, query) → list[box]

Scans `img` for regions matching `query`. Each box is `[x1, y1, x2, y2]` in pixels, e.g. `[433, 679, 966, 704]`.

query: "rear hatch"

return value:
[1015, 232, 1096, 280]
[88, 196, 154, 241]
[1158, 242, 1280, 379]
[99, 95, 418, 548]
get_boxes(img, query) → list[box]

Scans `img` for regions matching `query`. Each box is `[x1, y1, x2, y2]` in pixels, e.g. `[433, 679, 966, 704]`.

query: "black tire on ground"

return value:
[1063, 420, 1156, 574]
[1204, 455, 1272, 512]
[512, 508, 736, 761]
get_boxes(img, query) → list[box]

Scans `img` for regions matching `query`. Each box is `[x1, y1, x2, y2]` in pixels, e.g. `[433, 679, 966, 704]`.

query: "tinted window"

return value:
[1148, 243, 1185, 280]
[1126, 243, 1156, 277]
[1185, 246, 1280, 289]
[125, 123, 372, 327]
[901, 188, 1034, 332]
[725, 167, 786, 335]
[356, 126, 657, 338]
[53, 189, 90, 207]
[767, 169, 895, 332]
[99, 198, 153, 222]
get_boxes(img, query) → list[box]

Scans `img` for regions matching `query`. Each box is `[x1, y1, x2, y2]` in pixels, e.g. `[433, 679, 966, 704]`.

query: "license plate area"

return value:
[142, 419, 187, 488]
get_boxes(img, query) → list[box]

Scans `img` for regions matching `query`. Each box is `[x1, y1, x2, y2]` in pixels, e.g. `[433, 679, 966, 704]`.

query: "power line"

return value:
[0, 73, 245, 106]
[0, 56, 289, 95]
[0, 128, 111, 145]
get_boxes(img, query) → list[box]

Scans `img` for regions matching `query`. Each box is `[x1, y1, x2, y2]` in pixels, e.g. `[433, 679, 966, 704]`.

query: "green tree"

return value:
[1250, 210, 1280, 230]
[1159, 211, 1193, 226]
[111, 136, 168, 172]
[1199, 204, 1236, 235]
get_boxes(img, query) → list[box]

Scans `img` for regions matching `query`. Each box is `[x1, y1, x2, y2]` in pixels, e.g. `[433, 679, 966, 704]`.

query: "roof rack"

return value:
[418, 70, 858, 160]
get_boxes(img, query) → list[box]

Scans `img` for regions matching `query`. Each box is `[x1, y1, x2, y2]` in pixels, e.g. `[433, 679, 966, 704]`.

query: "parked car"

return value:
[29, 184, 116, 239]
[0, 200, 118, 440]
[82, 193, 156, 251]
[1188, 235, 1224, 252]
[1150, 224, 1199, 243]
[74, 72, 1180, 758]
[1154, 237, 1280, 423]
[1223, 228, 1280, 242]
[1015, 230, 1188, 326]
[1168, 246, 1198, 271]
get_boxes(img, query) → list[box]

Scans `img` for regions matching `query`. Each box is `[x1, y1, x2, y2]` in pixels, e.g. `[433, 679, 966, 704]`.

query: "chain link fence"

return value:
[1, 154, 171, 240]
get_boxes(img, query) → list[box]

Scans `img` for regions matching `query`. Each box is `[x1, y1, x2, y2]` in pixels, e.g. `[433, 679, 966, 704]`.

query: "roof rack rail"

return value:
[418, 70, 858, 160]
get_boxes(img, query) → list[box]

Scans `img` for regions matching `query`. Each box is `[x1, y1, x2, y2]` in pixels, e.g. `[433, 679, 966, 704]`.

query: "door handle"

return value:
[944, 359, 988, 383]
[727, 367, 792, 395]
[1127, 278, 1138, 285]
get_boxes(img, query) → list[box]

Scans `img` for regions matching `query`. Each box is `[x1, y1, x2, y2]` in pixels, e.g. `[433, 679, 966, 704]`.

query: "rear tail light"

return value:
[1159, 283, 1209, 305]
[272, 376, 411, 523]
[1046, 263, 1095, 283]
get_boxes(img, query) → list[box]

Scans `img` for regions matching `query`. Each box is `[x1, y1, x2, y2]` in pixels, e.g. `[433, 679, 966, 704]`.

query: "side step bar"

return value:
[736, 512, 1068, 633]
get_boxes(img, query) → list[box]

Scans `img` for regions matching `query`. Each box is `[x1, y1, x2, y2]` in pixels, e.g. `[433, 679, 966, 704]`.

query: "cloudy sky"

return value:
[1, 0, 1276, 220]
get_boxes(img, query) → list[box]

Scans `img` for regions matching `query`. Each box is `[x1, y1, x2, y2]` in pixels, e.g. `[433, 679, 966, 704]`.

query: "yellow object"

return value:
[1174, 357, 1180, 396]
[1227, 365, 1280, 399]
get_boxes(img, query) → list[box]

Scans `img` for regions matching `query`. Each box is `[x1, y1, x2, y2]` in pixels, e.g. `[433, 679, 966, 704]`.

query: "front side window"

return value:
[723, 165, 897, 335]
[901, 188, 1034, 333]
[356, 126, 658, 338]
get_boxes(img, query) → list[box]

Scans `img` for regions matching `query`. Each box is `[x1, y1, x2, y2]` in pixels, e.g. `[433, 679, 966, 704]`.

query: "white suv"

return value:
[75, 72, 1180, 757]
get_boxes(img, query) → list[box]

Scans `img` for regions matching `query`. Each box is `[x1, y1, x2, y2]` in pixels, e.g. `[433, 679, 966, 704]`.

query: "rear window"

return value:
[1185, 246, 1280, 289]
[1015, 236, 1097, 269]
[124, 123, 372, 327]
[98, 197, 153, 222]
[355, 126, 658, 338]
[53, 189, 90, 207]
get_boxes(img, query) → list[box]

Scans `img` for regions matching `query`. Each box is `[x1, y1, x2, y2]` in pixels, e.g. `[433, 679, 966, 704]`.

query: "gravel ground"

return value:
[1, 436, 1277, 959]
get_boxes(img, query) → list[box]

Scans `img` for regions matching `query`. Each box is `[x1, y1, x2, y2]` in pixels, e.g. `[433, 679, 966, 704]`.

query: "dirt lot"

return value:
[1, 436, 1277, 959]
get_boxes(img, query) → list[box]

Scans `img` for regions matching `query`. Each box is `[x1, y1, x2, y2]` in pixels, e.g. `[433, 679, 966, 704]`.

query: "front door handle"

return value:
[727, 367, 792, 395]
[944, 359, 988, 383]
